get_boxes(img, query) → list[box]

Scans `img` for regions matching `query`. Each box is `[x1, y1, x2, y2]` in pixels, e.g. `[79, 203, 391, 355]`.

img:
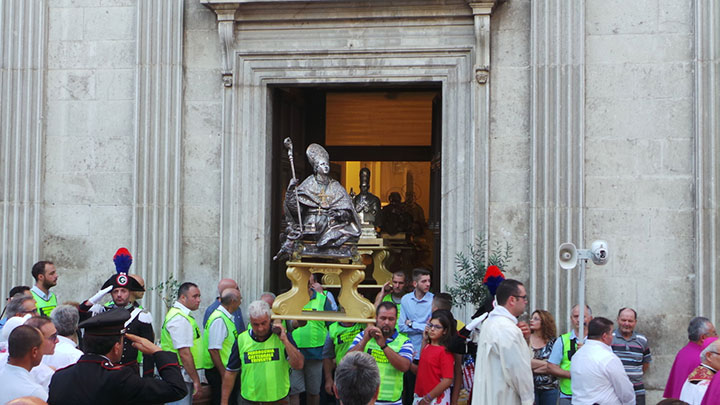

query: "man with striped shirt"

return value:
[348, 302, 413, 405]
[611, 307, 651, 405]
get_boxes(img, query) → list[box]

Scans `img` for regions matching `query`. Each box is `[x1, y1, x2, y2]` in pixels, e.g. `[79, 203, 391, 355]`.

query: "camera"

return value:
[590, 240, 609, 265]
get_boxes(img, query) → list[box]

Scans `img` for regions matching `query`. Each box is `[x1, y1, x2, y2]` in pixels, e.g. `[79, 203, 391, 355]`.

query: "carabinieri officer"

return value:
[48, 309, 187, 404]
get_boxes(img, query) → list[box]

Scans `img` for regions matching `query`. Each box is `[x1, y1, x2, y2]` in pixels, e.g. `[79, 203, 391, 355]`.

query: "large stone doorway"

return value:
[268, 85, 443, 296]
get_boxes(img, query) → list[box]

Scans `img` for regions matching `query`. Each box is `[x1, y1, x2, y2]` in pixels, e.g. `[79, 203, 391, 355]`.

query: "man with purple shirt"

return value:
[665, 317, 718, 399]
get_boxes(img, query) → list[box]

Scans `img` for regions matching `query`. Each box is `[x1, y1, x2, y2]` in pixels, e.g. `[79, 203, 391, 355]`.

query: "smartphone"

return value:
[272, 325, 282, 335]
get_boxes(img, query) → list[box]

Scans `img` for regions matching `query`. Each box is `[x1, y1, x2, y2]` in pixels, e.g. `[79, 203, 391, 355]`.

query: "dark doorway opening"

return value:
[269, 84, 442, 295]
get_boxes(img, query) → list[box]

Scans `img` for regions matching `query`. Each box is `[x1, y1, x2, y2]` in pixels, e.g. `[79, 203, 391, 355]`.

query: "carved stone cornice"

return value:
[467, 1, 497, 85]
[201, 1, 240, 87]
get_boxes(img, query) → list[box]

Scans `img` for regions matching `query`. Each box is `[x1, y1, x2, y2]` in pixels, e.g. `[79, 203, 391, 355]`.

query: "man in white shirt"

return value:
[570, 317, 635, 405]
[0, 325, 48, 403]
[472, 279, 534, 405]
[24, 316, 58, 393]
[203, 288, 242, 405]
[44, 305, 83, 370]
[161, 282, 204, 405]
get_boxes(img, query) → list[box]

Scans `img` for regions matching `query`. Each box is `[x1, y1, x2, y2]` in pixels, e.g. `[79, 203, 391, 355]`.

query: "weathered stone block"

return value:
[662, 138, 693, 174]
[586, 0, 658, 35]
[489, 135, 530, 173]
[585, 177, 693, 210]
[94, 40, 136, 68]
[489, 171, 529, 204]
[43, 204, 91, 237]
[586, 97, 692, 140]
[586, 34, 692, 64]
[48, 7, 84, 41]
[183, 132, 222, 172]
[585, 209, 652, 239]
[185, 69, 223, 102]
[584, 138, 662, 177]
[586, 63, 693, 100]
[95, 69, 135, 100]
[47, 70, 97, 100]
[185, 7, 217, 31]
[88, 100, 135, 137]
[182, 204, 220, 238]
[491, 28, 530, 67]
[184, 101, 222, 137]
[89, 205, 133, 237]
[93, 137, 134, 172]
[48, 41, 96, 69]
[648, 210, 694, 238]
[84, 7, 136, 40]
[492, 0, 530, 33]
[182, 166, 221, 205]
[184, 30, 221, 69]
[658, 0, 693, 33]
[44, 173, 93, 204]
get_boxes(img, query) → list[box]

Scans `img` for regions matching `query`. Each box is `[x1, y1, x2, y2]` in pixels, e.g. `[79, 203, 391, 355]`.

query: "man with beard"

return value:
[30, 261, 59, 317]
[348, 302, 413, 405]
[78, 248, 155, 376]
[374, 272, 407, 313]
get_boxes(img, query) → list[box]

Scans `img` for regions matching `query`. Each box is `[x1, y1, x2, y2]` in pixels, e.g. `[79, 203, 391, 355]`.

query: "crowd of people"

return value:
[0, 256, 719, 405]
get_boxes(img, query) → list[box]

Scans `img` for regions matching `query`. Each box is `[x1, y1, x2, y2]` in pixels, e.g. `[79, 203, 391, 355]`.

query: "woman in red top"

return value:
[413, 310, 456, 405]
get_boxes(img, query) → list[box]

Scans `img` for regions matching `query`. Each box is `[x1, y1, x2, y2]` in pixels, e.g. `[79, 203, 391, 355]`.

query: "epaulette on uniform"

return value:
[138, 311, 153, 324]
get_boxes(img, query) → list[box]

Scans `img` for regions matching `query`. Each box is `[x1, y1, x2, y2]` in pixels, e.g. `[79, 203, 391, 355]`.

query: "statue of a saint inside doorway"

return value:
[353, 168, 382, 227]
[275, 143, 361, 260]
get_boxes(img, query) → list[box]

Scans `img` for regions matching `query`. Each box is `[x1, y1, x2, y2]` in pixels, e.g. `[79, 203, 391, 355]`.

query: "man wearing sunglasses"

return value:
[472, 279, 533, 405]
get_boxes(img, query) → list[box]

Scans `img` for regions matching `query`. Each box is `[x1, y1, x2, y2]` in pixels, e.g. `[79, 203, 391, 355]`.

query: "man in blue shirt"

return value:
[398, 268, 434, 405]
[203, 279, 245, 334]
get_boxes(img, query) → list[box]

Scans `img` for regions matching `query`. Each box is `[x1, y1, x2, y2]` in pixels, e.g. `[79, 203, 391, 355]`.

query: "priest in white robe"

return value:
[471, 279, 534, 405]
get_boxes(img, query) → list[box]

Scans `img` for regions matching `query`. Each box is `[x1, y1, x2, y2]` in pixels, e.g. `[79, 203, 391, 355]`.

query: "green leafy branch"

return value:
[447, 234, 512, 309]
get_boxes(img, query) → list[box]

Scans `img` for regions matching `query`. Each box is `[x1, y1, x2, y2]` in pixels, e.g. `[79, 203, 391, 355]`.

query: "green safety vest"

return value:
[328, 322, 363, 365]
[161, 307, 205, 369]
[237, 330, 291, 402]
[31, 290, 57, 317]
[292, 292, 328, 348]
[365, 333, 410, 402]
[201, 308, 238, 369]
[559, 332, 576, 396]
[382, 293, 402, 314]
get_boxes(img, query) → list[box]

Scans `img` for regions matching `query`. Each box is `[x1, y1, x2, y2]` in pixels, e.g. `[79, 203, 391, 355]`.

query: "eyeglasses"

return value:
[427, 324, 445, 330]
[513, 295, 528, 301]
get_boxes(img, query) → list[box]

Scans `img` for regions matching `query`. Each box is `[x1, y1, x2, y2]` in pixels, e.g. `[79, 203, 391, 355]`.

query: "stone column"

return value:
[695, 0, 720, 323]
[529, 1, 585, 327]
[133, 0, 184, 323]
[0, 0, 48, 297]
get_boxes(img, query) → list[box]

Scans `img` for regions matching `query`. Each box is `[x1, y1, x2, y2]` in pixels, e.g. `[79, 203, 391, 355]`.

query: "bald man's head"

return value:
[220, 288, 242, 312]
[217, 279, 238, 296]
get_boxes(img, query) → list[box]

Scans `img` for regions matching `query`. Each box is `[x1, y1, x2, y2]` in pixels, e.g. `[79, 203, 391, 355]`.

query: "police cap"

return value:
[79, 308, 130, 336]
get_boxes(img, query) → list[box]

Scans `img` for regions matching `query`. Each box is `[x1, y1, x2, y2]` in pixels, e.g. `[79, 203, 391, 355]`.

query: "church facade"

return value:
[1, 0, 719, 399]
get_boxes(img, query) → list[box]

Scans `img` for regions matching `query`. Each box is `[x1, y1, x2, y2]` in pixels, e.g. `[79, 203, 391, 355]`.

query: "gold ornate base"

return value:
[272, 261, 376, 323]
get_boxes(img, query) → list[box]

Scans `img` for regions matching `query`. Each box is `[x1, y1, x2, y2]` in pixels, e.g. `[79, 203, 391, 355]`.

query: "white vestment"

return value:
[679, 379, 711, 405]
[471, 306, 534, 405]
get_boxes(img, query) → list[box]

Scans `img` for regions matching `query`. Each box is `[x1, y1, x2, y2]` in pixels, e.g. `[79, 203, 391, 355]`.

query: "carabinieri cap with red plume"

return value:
[101, 248, 144, 292]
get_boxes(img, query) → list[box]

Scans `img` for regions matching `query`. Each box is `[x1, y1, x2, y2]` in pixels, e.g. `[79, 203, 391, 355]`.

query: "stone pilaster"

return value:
[0, 0, 47, 297]
[695, 0, 720, 323]
[133, 0, 184, 323]
[529, 1, 585, 329]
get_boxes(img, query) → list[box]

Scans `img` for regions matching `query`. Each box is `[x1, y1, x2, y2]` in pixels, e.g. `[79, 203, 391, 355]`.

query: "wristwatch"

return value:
[406, 319, 413, 328]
